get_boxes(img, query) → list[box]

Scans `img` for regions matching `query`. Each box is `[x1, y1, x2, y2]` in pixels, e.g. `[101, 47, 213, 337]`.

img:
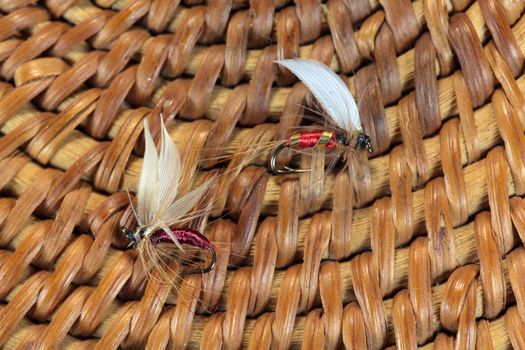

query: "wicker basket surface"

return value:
[0, 0, 525, 349]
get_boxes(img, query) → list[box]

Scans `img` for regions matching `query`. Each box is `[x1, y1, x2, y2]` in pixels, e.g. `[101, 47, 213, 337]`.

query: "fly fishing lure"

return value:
[121, 118, 216, 276]
[270, 59, 373, 174]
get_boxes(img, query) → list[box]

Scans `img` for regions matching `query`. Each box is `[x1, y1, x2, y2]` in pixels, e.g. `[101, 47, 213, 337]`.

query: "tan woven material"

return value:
[0, 0, 525, 348]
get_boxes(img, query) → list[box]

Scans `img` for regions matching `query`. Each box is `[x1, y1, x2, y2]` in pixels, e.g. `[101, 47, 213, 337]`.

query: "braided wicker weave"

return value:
[0, 0, 524, 349]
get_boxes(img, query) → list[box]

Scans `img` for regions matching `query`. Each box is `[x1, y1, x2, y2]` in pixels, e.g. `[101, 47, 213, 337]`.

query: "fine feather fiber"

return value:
[276, 59, 362, 133]
[157, 118, 182, 218]
[136, 120, 160, 227]
[159, 178, 213, 227]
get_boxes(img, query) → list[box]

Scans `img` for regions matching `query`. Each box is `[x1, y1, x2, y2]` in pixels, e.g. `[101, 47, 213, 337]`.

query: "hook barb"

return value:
[270, 142, 311, 175]
[183, 246, 217, 275]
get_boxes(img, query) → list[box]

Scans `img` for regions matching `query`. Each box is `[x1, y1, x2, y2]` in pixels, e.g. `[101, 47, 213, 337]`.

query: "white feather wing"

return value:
[156, 118, 182, 218]
[136, 120, 160, 226]
[159, 178, 213, 227]
[137, 118, 211, 241]
[276, 59, 362, 132]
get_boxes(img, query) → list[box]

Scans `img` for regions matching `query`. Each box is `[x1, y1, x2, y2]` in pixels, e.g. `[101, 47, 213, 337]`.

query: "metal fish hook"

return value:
[123, 226, 218, 275]
[270, 143, 311, 175]
[164, 227, 217, 276]
[183, 247, 217, 275]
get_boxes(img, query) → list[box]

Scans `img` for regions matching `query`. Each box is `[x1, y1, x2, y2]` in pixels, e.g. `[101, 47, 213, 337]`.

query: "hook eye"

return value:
[121, 226, 130, 236]
[356, 133, 374, 153]
[270, 143, 311, 175]
[121, 226, 140, 248]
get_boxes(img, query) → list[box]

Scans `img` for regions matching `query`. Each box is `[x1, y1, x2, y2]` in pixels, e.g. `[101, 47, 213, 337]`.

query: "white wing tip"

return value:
[273, 58, 362, 133]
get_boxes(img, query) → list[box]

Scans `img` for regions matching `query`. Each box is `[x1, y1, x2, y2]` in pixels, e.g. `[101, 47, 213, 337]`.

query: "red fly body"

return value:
[285, 130, 348, 149]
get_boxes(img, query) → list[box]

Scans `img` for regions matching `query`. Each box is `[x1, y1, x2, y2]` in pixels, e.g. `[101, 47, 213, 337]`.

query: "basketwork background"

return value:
[0, 0, 524, 349]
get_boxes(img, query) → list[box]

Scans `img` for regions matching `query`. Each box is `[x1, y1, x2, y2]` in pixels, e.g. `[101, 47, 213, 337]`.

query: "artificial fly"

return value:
[270, 59, 373, 175]
[121, 118, 216, 277]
